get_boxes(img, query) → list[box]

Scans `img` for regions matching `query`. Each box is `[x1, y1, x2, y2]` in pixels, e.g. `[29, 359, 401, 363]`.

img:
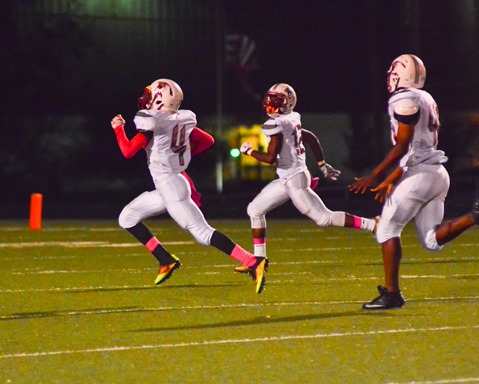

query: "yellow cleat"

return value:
[234, 265, 251, 274]
[154, 255, 181, 285]
[249, 257, 269, 294]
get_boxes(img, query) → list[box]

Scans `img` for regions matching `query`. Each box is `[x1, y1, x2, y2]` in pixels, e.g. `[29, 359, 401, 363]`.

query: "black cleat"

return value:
[472, 199, 479, 224]
[362, 285, 405, 310]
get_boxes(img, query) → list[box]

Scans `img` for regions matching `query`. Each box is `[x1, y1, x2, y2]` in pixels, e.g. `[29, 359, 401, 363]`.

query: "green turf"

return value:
[0, 219, 478, 383]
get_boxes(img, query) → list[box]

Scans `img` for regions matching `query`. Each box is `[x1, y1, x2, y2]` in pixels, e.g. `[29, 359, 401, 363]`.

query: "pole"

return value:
[215, 0, 224, 193]
[29, 193, 43, 230]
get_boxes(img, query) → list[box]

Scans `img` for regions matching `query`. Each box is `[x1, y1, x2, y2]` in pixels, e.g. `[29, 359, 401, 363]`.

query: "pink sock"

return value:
[231, 245, 256, 267]
[253, 238, 266, 257]
[352, 215, 362, 229]
[145, 237, 161, 252]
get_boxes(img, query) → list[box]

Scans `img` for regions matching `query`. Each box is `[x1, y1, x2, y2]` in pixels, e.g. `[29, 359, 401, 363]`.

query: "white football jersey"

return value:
[134, 109, 197, 174]
[388, 88, 448, 167]
[261, 111, 307, 181]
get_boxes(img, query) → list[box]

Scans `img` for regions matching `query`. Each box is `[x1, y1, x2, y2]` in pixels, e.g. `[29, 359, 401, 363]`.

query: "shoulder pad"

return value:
[262, 123, 282, 136]
[136, 110, 154, 118]
[393, 97, 420, 125]
[134, 110, 155, 131]
[393, 98, 419, 116]
[179, 109, 196, 120]
[177, 109, 197, 126]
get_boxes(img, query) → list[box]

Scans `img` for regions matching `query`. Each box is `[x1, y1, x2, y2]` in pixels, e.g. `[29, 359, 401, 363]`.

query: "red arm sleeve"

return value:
[114, 126, 150, 158]
[181, 171, 202, 208]
[190, 127, 214, 156]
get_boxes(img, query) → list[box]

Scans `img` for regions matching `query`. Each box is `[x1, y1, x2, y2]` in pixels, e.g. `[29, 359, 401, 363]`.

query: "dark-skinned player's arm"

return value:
[349, 121, 414, 195]
[370, 166, 405, 204]
[301, 128, 325, 162]
[240, 133, 282, 164]
[302, 128, 341, 181]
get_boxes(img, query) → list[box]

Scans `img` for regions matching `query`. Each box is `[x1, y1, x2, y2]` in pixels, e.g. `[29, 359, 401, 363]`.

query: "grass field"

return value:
[0, 219, 478, 383]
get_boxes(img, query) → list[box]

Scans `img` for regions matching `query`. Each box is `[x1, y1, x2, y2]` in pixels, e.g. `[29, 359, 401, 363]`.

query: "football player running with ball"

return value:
[111, 78, 268, 294]
[349, 54, 479, 310]
[236, 83, 378, 273]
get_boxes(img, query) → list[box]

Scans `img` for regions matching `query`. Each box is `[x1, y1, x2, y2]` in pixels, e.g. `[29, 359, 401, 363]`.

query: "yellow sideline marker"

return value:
[29, 193, 43, 230]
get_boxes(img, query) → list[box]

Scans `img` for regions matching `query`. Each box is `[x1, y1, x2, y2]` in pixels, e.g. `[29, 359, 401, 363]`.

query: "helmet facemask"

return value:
[138, 86, 153, 110]
[263, 92, 288, 116]
[263, 83, 297, 117]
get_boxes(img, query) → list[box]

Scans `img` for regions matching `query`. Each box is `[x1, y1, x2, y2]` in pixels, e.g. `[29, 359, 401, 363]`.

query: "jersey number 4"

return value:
[171, 124, 187, 166]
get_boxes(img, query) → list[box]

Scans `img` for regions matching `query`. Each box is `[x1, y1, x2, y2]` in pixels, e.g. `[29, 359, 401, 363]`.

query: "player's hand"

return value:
[111, 114, 125, 129]
[369, 167, 403, 203]
[371, 182, 394, 204]
[349, 175, 376, 194]
[240, 142, 253, 155]
[319, 162, 341, 181]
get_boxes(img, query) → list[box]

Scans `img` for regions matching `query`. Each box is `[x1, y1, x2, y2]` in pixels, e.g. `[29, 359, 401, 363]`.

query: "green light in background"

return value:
[230, 148, 241, 158]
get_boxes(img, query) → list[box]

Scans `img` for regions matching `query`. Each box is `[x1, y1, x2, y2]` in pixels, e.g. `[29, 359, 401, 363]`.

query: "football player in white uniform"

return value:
[350, 54, 479, 310]
[236, 83, 378, 273]
[111, 78, 268, 294]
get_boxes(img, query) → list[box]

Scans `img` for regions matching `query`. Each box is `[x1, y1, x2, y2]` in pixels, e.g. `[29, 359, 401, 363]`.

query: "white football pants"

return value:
[247, 170, 338, 228]
[118, 172, 215, 246]
[376, 164, 450, 251]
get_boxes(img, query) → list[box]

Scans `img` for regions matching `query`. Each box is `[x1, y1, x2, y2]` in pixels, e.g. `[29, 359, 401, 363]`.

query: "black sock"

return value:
[126, 222, 154, 245]
[210, 230, 235, 255]
[152, 244, 175, 265]
[126, 223, 174, 265]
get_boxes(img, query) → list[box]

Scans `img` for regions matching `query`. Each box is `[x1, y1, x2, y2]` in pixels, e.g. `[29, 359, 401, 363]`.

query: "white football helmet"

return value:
[387, 54, 426, 93]
[263, 83, 297, 117]
[138, 78, 183, 111]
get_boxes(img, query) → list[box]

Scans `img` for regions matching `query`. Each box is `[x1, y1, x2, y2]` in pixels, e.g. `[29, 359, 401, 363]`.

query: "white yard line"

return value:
[1, 271, 479, 291]
[3, 266, 478, 278]
[1, 324, 478, 359]
[387, 378, 479, 384]
[1, 296, 478, 320]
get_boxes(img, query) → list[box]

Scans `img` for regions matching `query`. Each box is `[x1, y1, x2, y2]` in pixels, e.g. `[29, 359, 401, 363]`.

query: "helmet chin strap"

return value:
[388, 78, 400, 94]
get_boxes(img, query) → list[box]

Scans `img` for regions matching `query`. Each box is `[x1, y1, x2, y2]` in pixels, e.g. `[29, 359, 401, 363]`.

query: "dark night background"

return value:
[1, 0, 479, 220]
